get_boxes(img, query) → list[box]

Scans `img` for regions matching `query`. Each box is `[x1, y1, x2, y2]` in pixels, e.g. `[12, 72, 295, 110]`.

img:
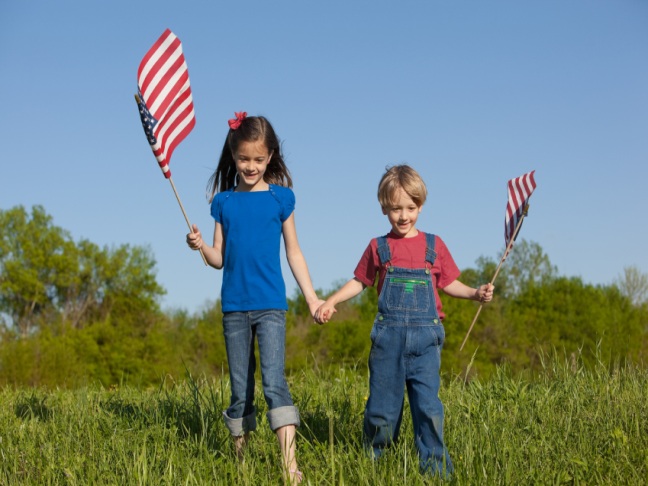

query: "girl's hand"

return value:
[314, 302, 337, 325]
[186, 224, 203, 250]
[308, 299, 326, 320]
[476, 283, 495, 303]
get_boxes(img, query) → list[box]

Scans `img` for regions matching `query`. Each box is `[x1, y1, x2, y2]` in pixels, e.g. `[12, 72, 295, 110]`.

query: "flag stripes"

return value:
[505, 170, 536, 245]
[136, 29, 195, 178]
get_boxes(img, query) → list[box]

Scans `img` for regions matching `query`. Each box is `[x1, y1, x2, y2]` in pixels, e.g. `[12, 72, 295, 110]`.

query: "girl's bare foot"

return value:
[288, 469, 303, 484]
[234, 433, 249, 462]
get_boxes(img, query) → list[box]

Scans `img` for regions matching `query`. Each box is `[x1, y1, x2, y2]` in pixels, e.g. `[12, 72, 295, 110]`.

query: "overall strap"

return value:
[424, 233, 437, 265]
[376, 236, 391, 266]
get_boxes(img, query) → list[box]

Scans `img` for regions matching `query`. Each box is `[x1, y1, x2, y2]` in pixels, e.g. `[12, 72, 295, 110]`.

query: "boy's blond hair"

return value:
[377, 165, 427, 209]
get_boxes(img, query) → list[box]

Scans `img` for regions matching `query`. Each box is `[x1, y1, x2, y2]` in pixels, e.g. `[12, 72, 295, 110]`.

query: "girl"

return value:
[187, 112, 322, 484]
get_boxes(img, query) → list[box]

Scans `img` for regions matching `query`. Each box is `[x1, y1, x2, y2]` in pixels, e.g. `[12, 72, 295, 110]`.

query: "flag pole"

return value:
[459, 202, 530, 351]
[168, 178, 208, 266]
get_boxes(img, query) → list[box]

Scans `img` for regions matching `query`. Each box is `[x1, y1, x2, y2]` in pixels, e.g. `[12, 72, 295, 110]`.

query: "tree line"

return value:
[1, 205, 647, 387]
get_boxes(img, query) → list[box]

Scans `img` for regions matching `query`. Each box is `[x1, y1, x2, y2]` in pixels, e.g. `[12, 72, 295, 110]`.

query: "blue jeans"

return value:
[222, 309, 299, 435]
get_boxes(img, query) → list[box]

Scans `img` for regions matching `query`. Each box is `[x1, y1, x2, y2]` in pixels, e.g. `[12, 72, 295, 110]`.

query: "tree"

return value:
[615, 265, 648, 307]
[0, 206, 77, 335]
[506, 275, 647, 367]
[0, 205, 165, 335]
[497, 239, 558, 297]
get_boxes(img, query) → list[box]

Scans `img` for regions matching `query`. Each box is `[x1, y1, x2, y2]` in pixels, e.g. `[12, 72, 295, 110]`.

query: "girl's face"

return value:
[382, 188, 422, 238]
[233, 140, 273, 192]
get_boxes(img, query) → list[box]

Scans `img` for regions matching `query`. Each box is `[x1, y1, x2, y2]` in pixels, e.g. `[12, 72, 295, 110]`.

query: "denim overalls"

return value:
[364, 232, 454, 476]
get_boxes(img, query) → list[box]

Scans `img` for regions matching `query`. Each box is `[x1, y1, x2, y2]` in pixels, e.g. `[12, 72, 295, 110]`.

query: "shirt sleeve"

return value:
[279, 186, 295, 222]
[435, 236, 461, 289]
[353, 240, 379, 287]
[210, 193, 224, 223]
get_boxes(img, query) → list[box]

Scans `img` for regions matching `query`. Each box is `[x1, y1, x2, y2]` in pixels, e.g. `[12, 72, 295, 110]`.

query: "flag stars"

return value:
[137, 97, 158, 145]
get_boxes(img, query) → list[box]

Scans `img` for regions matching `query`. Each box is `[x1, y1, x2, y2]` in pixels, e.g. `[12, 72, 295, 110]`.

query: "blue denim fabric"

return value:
[222, 309, 299, 435]
[364, 234, 454, 477]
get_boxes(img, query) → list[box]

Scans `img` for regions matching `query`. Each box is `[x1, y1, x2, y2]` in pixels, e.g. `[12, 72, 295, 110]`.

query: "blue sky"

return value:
[1, 1, 647, 313]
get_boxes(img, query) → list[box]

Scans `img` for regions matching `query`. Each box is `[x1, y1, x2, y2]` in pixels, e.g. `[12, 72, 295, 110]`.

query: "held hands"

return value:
[186, 224, 203, 250]
[475, 283, 495, 303]
[314, 301, 337, 325]
[307, 299, 327, 321]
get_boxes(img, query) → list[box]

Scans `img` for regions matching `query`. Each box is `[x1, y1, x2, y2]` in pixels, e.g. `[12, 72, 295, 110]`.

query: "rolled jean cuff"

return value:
[223, 409, 257, 437]
[267, 406, 300, 431]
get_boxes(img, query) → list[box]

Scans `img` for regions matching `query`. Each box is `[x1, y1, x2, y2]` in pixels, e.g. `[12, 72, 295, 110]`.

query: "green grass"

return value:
[1, 353, 647, 485]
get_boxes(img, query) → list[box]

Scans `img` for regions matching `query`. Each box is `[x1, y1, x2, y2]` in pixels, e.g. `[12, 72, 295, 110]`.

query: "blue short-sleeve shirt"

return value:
[211, 184, 295, 312]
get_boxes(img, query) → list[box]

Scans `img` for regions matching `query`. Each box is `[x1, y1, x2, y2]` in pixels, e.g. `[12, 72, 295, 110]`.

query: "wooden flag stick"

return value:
[168, 178, 208, 266]
[459, 203, 530, 351]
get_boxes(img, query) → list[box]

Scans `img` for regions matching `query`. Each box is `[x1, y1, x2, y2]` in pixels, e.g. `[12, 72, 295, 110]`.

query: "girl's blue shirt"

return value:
[211, 184, 295, 312]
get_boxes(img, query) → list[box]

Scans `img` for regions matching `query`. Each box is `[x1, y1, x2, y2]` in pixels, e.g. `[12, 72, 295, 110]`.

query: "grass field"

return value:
[1, 352, 647, 485]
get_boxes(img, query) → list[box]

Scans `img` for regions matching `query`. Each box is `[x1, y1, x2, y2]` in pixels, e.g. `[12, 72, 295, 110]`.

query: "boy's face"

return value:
[382, 188, 422, 238]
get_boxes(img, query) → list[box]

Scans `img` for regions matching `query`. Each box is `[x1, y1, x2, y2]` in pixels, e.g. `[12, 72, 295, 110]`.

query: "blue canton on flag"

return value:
[137, 90, 158, 145]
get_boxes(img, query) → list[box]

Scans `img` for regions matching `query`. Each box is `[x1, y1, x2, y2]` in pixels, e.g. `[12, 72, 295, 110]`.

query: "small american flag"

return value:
[136, 29, 195, 178]
[505, 170, 536, 246]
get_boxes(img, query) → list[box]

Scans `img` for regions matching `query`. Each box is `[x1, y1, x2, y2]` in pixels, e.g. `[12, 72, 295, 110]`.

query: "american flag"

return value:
[136, 29, 195, 178]
[505, 170, 536, 246]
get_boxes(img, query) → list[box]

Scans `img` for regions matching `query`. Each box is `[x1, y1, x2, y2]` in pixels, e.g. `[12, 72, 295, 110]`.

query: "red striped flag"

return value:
[136, 29, 195, 179]
[505, 170, 536, 246]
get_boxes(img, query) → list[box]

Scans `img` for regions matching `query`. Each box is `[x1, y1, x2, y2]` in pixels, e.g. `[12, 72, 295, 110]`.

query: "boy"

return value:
[315, 165, 494, 477]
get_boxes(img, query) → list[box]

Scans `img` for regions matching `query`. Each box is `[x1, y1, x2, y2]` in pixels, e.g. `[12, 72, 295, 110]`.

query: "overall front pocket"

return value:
[384, 278, 431, 312]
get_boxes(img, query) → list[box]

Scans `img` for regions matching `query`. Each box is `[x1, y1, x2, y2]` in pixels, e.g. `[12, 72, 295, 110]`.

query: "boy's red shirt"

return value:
[353, 231, 460, 319]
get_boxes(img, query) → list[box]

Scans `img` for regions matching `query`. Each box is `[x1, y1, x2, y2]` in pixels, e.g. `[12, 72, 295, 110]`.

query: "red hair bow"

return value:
[228, 111, 247, 130]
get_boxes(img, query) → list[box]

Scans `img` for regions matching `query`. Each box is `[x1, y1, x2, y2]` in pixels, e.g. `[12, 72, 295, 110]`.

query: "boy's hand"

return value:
[314, 302, 337, 325]
[308, 299, 326, 320]
[476, 283, 495, 303]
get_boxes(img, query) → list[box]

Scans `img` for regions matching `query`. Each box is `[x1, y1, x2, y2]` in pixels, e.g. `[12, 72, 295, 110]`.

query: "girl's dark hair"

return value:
[207, 116, 292, 200]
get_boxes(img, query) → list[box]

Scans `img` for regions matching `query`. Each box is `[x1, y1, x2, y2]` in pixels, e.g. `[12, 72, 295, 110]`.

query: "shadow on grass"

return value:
[298, 392, 364, 448]
[100, 372, 231, 455]
[14, 392, 52, 422]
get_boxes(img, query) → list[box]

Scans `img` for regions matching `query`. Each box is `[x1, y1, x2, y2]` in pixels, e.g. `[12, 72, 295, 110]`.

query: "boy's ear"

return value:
[381, 206, 388, 215]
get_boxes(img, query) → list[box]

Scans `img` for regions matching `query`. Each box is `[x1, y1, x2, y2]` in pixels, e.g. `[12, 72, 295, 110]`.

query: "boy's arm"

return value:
[315, 278, 366, 324]
[282, 214, 325, 316]
[442, 280, 494, 302]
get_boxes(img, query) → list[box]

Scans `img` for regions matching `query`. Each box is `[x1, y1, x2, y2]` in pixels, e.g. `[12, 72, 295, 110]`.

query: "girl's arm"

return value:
[282, 214, 324, 316]
[314, 277, 366, 324]
[442, 280, 494, 302]
[186, 223, 225, 269]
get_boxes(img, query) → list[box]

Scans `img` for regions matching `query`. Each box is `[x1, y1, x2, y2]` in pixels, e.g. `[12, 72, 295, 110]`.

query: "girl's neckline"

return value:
[233, 183, 272, 193]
